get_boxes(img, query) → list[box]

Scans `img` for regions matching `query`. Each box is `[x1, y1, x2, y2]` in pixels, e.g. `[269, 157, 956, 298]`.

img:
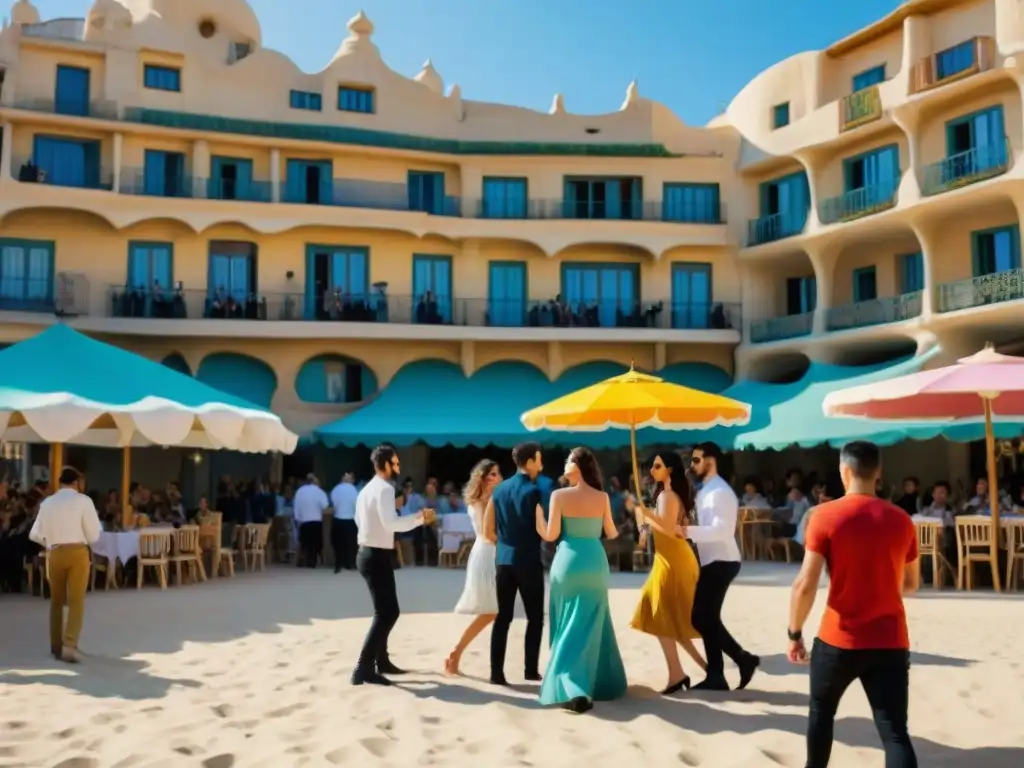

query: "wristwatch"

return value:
[787, 628, 802, 642]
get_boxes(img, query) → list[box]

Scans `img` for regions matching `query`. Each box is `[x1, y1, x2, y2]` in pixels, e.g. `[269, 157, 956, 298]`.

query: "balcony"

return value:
[749, 312, 814, 343]
[937, 268, 1024, 313]
[746, 209, 809, 247]
[819, 182, 898, 225]
[120, 168, 196, 198]
[840, 86, 882, 132]
[12, 156, 113, 190]
[12, 98, 119, 120]
[206, 178, 274, 203]
[909, 36, 996, 95]
[825, 292, 922, 332]
[922, 141, 1009, 196]
[101, 286, 740, 335]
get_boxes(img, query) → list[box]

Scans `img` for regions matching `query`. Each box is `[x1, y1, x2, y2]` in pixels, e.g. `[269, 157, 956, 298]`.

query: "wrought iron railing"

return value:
[937, 269, 1024, 313]
[840, 86, 882, 132]
[819, 181, 899, 225]
[825, 292, 923, 331]
[746, 209, 809, 246]
[922, 140, 1010, 196]
[749, 312, 814, 343]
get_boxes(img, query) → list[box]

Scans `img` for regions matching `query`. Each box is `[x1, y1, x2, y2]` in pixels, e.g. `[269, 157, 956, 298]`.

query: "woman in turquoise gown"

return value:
[535, 447, 627, 713]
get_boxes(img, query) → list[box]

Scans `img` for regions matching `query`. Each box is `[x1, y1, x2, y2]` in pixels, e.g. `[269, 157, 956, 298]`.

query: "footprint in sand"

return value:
[677, 748, 702, 766]
[211, 704, 234, 719]
[265, 702, 309, 718]
[201, 755, 236, 768]
[52, 758, 100, 768]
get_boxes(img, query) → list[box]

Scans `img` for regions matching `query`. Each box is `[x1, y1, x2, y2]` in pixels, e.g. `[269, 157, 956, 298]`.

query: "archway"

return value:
[295, 354, 378, 404]
[196, 352, 278, 408]
[161, 353, 191, 377]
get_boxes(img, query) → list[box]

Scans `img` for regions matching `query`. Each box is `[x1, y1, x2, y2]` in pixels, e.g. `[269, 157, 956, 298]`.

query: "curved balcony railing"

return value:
[102, 286, 740, 333]
[909, 36, 996, 94]
[749, 312, 814, 344]
[840, 86, 882, 132]
[206, 178, 274, 203]
[746, 209, 809, 247]
[825, 292, 922, 332]
[937, 269, 1024, 313]
[12, 155, 113, 190]
[12, 98, 119, 120]
[819, 181, 898, 225]
[120, 168, 197, 198]
[922, 140, 1009, 196]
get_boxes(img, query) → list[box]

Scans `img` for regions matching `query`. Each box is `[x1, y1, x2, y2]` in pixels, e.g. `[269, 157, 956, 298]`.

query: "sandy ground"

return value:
[1, 562, 1023, 768]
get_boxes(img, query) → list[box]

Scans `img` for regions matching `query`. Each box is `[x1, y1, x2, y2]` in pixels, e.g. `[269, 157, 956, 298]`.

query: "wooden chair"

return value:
[269, 516, 295, 563]
[738, 509, 773, 560]
[23, 553, 48, 597]
[1005, 523, 1024, 590]
[239, 523, 271, 572]
[198, 512, 223, 576]
[916, 520, 953, 589]
[216, 525, 241, 577]
[439, 532, 469, 568]
[136, 530, 171, 589]
[954, 518, 996, 591]
[90, 551, 117, 590]
[169, 525, 207, 585]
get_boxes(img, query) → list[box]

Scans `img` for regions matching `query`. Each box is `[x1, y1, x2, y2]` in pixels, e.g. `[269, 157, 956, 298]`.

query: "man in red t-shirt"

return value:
[787, 440, 919, 768]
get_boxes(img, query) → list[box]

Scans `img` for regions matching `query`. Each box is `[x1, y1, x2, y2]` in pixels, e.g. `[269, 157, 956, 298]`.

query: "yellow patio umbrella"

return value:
[520, 364, 752, 504]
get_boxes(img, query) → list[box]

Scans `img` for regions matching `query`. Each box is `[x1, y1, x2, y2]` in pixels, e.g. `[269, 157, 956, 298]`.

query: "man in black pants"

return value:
[329, 472, 359, 572]
[351, 445, 434, 686]
[486, 441, 544, 686]
[686, 442, 760, 691]
[788, 441, 919, 767]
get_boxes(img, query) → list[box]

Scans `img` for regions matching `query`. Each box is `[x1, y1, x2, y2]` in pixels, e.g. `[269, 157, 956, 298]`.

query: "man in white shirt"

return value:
[293, 474, 330, 568]
[28, 468, 102, 663]
[352, 444, 434, 686]
[686, 442, 759, 691]
[330, 472, 359, 573]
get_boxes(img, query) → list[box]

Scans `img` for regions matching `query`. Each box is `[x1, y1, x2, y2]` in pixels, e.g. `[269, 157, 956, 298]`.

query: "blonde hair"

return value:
[464, 459, 498, 506]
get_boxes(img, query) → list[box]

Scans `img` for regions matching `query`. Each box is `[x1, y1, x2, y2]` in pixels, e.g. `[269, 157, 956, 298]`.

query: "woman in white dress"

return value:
[445, 459, 502, 675]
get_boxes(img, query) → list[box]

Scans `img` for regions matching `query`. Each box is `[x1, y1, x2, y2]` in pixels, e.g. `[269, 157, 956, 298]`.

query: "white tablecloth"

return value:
[438, 513, 474, 551]
[92, 531, 140, 565]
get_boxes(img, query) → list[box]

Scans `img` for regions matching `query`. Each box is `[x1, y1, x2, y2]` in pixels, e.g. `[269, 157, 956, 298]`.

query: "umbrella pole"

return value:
[49, 443, 63, 494]
[122, 447, 132, 529]
[982, 398, 1002, 592]
[629, 422, 643, 508]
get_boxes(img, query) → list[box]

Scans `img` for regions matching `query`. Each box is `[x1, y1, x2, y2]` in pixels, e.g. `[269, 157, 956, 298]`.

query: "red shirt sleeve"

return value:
[805, 508, 829, 559]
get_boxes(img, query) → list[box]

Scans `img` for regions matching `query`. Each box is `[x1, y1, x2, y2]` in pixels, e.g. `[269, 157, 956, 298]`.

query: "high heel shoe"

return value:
[661, 676, 691, 696]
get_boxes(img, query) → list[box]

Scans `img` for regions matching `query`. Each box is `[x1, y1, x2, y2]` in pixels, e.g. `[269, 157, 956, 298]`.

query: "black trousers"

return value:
[331, 519, 358, 571]
[355, 546, 401, 670]
[691, 560, 745, 680]
[807, 639, 916, 768]
[490, 564, 544, 679]
[298, 521, 322, 568]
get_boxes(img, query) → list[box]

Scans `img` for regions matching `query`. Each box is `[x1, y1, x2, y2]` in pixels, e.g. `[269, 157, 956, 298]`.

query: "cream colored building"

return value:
[0, 0, 1018, 487]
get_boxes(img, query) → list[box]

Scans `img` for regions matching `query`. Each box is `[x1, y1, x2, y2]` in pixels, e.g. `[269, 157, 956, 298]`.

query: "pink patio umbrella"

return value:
[823, 344, 1024, 591]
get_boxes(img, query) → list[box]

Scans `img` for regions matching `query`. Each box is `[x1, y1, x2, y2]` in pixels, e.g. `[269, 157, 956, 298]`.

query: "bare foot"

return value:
[444, 654, 460, 676]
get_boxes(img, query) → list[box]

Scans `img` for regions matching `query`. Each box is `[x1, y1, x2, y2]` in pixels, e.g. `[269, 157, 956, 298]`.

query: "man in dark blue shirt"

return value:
[485, 441, 544, 686]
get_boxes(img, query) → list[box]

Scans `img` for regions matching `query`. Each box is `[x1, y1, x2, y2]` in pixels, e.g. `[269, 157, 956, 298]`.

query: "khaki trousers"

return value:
[47, 544, 91, 653]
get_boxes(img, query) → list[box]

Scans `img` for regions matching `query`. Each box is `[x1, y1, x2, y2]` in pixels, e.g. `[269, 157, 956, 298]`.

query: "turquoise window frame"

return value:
[852, 266, 878, 302]
[662, 183, 720, 223]
[559, 261, 640, 326]
[143, 64, 181, 92]
[944, 104, 1005, 156]
[841, 143, 900, 192]
[758, 170, 809, 217]
[971, 224, 1021, 277]
[670, 262, 713, 329]
[289, 90, 322, 111]
[338, 86, 375, 114]
[0, 237, 56, 308]
[54, 64, 90, 116]
[772, 102, 790, 129]
[852, 65, 886, 92]
[899, 252, 924, 293]
[412, 253, 454, 322]
[481, 176, 528, 218]
[487, 260, 528, 326]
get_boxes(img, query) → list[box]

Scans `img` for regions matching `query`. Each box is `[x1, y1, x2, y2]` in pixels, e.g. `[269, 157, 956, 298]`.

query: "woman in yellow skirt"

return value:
[630, 452, 707, 694]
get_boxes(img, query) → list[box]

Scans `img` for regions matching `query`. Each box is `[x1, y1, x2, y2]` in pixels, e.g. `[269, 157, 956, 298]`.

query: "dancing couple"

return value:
[447, 441, 757, 713]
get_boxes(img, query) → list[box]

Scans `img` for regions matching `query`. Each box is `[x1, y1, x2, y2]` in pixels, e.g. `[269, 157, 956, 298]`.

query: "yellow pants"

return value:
[47, 544, 90, 654]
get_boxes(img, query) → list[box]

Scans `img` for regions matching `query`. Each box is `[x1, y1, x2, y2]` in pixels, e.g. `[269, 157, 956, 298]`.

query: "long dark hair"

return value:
[650, 452, 693, 511]
[570, 447, 604, 491]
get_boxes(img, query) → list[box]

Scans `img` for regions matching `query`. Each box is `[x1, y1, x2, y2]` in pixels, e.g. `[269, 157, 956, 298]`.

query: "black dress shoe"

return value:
[661, 676, 691, 695]
[737, 654, 760, 690]
[524, 671, 542, 682]
[490, 674, 510, 686]
[351, 669, 393, 686]
[691, 677, 730, 691]
[377, 660, 407, 675]
[560, 697, 593, 714]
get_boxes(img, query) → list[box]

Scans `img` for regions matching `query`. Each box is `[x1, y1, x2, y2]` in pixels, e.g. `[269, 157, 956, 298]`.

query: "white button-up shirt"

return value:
[293, 483, 330, 524]
[330, 482, 358, 521]
[29, 488, 102, 548]
[356, 476, 423, 549]
[687, 474, 741, 565]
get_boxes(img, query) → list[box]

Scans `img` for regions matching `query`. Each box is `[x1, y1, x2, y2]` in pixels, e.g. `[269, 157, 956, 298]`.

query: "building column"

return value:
[653, 342, 666, 371]
[910, 219, 939, 319]
[460, 340, 475, 377]
[111, 131, 123, 192]
[546, 341, 563, 381]
[892, 110, 923, 203]
[270, 148, 281, 203]
[809, 244, 838, 336]
[794, 150, 820, 230]
[192, 139, 210, 198]
[0, 121, 12, 180]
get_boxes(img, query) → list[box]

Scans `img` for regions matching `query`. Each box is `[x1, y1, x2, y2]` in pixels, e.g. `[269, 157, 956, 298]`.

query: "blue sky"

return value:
[32, 0, 900, 124]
